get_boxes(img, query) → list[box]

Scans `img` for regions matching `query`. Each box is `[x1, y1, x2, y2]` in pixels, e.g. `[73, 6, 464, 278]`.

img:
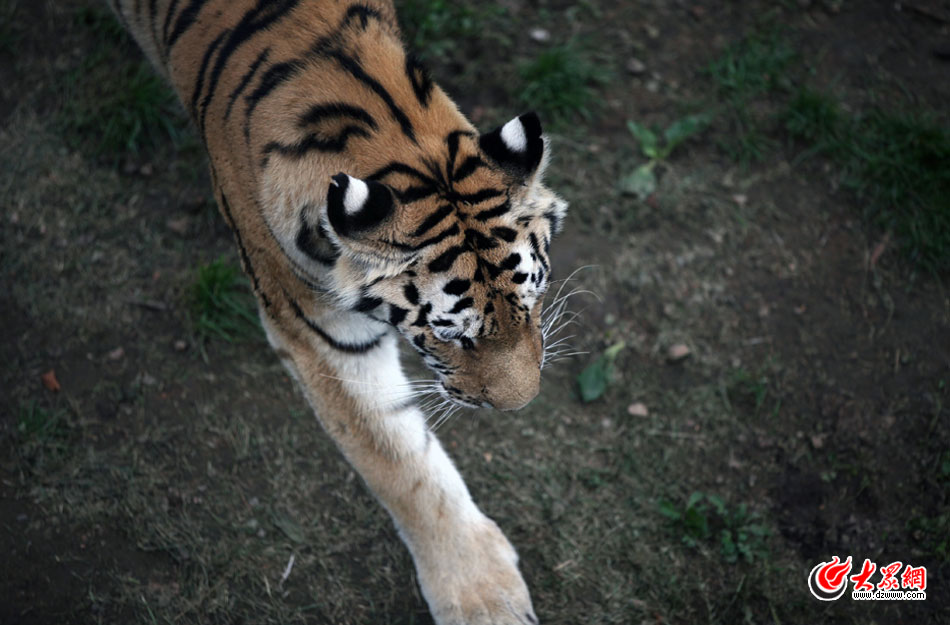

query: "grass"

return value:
[658, 492, 771, 565]
[189, 257, 261, 344]
[59, 6, 181, 155]
[706, 25, 794, 164]
[518, 41, 610, 126]
[783, 89, 950, 272]
[396, 0, 499, 61]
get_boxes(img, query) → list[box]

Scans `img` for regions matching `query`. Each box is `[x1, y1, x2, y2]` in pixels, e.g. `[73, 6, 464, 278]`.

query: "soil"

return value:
[1, 1, 948, 624]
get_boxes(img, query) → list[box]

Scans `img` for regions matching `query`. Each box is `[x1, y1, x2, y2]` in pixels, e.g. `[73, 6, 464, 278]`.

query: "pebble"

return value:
[627, 402, 649, 417]
[529, 27, 550, 42]
[667, 343, 691, 362]
[174, 339, 187, 352]
[626, 57, 646, 75]
[107, 347, 125, 361]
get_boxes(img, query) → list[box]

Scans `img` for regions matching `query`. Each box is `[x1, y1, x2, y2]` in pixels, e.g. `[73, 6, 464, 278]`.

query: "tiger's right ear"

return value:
[324, 173, 413, 267]
[326, 173, 394, 238]
[479, 112, 545, 178]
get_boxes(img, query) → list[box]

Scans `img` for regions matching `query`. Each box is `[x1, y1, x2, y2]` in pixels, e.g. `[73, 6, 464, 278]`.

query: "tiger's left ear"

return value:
[479, 112, 545, 179]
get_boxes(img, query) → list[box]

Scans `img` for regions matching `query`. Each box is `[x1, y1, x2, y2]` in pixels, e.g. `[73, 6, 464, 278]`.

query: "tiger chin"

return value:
[111, 1, 567, 623]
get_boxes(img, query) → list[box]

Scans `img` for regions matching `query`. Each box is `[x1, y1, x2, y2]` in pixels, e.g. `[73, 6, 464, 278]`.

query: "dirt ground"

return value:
[1, 1, 948, 624]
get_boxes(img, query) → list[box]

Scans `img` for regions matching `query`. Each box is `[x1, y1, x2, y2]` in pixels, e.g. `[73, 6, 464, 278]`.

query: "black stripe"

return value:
[148, 0, 160, 50]
[491, 226, 518, 242]
[500, 253, 521, 271]
[368, 162, 435, 185]
[218, 193, 271, 309]
[443, 279, 470, 296]
[411, 204, 453, 237]
[288, 298, 384, 353]
[428, 244, 468, 273]
[464, 228, 499, 250]
[166, 0, 210, 51]
[412, 303, 432, 327]
[449, 297, 475, 315]
[355, 296, 383, 313]
[529, 232, 549, 271]
[403, 283, 419, 305]
[450, 188, 504, 205]
[512, 272, 529, 284]
[405, 54, 433, 107]
[452, 155, 485, 182]
[244, 60, 305, 142]
[474, 201, 511, 222]
[389, 305, 408, 325]
[190, 28, 230, 120]
[326, 50, 416, 142]
[225, 47, 270, 120]
[197, 0, 301, 132]
[414, 223, 459, 251]
[395, 184, 437, 204]
[341, 3, 383, 29]
[261, 126, 372, 161]
[299, 102, 378, 130]
[296, 213, 339, 265]
[161, 0, 180, 49]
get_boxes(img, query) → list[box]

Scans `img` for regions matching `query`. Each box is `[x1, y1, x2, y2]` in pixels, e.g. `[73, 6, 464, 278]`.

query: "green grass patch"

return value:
[659, 492, 770, 564]
[784, 90, 950, 272]
[59, 7, 182, 156]
[397, 0, 499, 60]
[518, 41, 611, 126]
[707, 26, 794, 164]
[189, 257, 261, 343]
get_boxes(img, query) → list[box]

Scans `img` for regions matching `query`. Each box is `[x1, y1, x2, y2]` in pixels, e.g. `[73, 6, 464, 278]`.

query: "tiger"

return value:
[109, 1, 568, 623]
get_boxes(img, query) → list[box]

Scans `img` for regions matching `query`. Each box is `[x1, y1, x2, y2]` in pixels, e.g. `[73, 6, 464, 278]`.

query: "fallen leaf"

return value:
[619, 164, 657, 200]
[107, 347, 125, 361]
[41, 369, 61, 392]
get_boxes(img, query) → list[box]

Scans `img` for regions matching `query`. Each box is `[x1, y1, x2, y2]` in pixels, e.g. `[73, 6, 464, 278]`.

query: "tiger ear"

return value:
[324, 173, 413, 266]
[326, 173, 395, 238]
[479, 112, 545, 178]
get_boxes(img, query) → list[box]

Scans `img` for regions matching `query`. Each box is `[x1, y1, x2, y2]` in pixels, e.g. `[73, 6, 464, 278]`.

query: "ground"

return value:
[1, 0, 949, 623]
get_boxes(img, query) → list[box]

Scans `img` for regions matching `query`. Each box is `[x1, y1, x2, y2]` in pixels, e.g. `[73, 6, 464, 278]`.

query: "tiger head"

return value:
[321, 113, 567, 410]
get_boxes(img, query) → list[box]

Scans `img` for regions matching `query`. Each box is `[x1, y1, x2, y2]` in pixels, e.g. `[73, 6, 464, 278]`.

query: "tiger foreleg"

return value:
[260, 306, 538, 625]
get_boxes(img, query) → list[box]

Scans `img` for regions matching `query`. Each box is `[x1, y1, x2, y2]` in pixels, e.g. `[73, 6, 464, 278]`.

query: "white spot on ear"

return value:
[500, 117, 527, 153]
[343, 176, 369, 215]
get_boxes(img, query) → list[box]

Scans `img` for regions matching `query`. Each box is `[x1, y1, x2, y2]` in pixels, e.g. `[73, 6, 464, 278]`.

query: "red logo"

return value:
[809, 556, 928, 600]
[807, 556, 853, 601]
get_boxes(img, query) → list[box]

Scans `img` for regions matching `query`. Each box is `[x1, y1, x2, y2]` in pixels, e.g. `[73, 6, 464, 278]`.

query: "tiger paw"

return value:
[415, 516, 538, 625]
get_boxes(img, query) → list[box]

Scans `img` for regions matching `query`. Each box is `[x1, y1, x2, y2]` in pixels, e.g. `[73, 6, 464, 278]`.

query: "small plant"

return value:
[397, 0, 490, 60]
[189, 257, 261, 343]
[783, 87, 950, 272]
[707, 27, 794, 100]
[659, 492, 770, 564]
[725, 367, 777, 417]
[518, 42, 610, 126]
[620, 113, 711, 199]
[576, 341, 625, 403]
[59, 7, 182, 155]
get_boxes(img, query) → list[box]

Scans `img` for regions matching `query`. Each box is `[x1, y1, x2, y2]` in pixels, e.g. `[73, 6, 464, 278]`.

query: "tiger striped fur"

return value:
[109, 1, 568, 622]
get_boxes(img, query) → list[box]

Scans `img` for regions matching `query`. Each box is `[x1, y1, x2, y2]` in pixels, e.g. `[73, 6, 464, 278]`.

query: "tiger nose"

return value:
[485, 363, 540, 411]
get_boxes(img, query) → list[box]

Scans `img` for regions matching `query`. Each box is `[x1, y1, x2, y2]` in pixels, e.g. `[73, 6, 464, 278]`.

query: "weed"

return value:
[576, 341, 625, 403]
[908, 512, 950, 562]
[397, 0, 490, 60]
[621, 113, 712, 198]
[0, 0, 21, 54]
[518, 41, 610, 126]
[189, 257, 261, 343]
[659, 492, 770, 564]
[59, 7, 181, 155]
[782, 87, 842, 149]
[784, 89, 950, 272]
[707, 26, 794, 165]
[726, 367, 774, 417]
[707, 27, 795, 100]
[15, 401, 71, 471]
